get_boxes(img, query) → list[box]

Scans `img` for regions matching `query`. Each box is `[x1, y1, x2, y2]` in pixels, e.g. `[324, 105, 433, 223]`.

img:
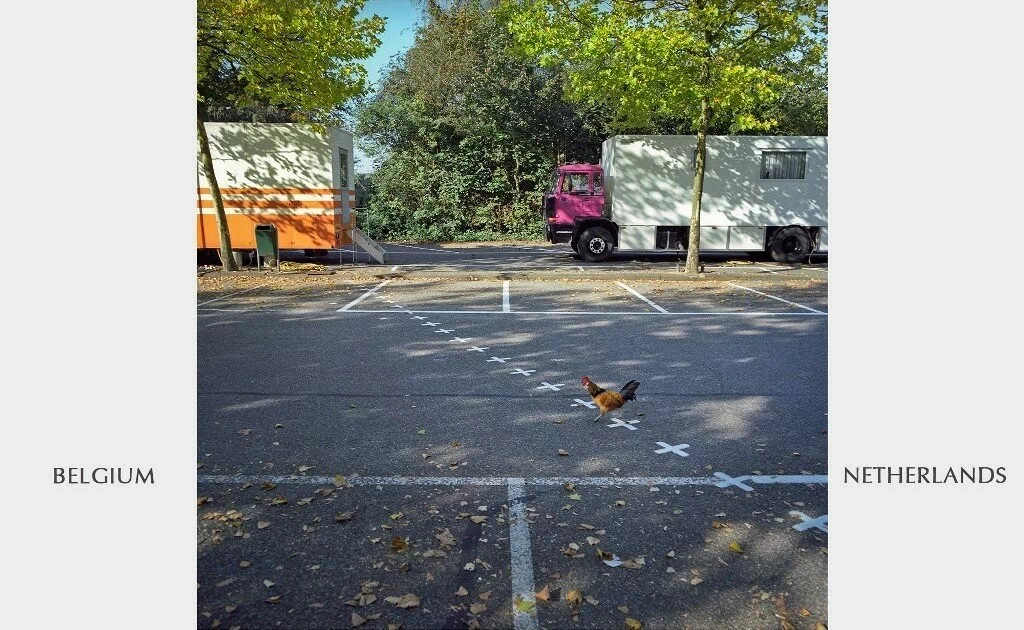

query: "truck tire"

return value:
[578, 226, 614, 262]
[769, 226, 811, 263]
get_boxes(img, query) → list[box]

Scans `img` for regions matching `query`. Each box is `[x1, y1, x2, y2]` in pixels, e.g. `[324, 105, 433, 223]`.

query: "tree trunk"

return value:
[197, 117, 237, 271]
[684, 91, 711, 274]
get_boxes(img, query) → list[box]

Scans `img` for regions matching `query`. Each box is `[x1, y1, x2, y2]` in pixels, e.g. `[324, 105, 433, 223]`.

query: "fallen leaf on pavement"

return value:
[351, 612, 367, 627]
[336, 511, 355, 523]
[470, 515, 487, 524]
[395, 594, 420, 609]
[585, 595, 599, 605]
[391, 536, 408, 551]
[456, 586, 469, 596]
[566, 589, 584, 606]
[257, 521, 270, 529]
[800, 608, 812, 617]
[536, 585, 551, 602]
[625, 618, 643, 630]
[263, 580, 275, 588]
[558, 450, 569, 456]
[470, 603, 487, 614]
[437, 528, 456, 548]
[265, 596, 281, 604]
[617, 606, 630, 614]
[690, 577, 704, 585]
[423, 549, 447, 558]
[729, 542, 743, 554]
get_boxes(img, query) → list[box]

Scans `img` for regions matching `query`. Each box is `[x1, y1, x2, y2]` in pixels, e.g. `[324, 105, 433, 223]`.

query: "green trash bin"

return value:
[254, 224, 279, 271]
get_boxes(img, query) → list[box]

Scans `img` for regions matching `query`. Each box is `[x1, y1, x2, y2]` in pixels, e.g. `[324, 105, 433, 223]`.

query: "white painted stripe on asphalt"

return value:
[197, 474, 828, 486]
[337, 279, 392, 312]
[503, 280, 511, 313]
[197, 283, 267, 307]
[727, 283, 825, 314]
[341, 309, 826, 316]
[390, 265, 399, 271]
[507, 478, 539, 630]
[616, 281, 669, 313]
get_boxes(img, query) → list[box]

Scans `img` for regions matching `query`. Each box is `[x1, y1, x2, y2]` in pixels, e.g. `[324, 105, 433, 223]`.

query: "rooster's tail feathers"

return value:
[619, 379, 640, 401]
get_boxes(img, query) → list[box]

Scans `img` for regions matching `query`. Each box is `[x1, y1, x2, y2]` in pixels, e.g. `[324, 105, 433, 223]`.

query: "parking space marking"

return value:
[197, 283, 267, 307]
[571, 399, 597, 409]
[452, 337, 473, 343]
[421, 321, 440, 326]
[536, 382, 565, 391]
[713, 471, 754, 491]
[511, 368, 536, 376]
[503, 280, 511, 313]
[616, 281, 669, 313]
[727, 282, 825, 314]
[198, 474, 828, 487]
[434, 329, 454, 334]
[606, 418, 639, 430]
[411, 315, 427, 320]
[790, 511, 829, 533]
[337, 279, 392, 311]
[468, 346, 490, 352]
[507, 478, 539, 630]
[342, 309, 826, 316]
[487, 356, 512, 363]
[655, 442, 691, 458]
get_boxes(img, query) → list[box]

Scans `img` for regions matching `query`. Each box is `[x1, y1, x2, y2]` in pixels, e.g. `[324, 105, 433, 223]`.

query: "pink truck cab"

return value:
[541, 164, 614, 261]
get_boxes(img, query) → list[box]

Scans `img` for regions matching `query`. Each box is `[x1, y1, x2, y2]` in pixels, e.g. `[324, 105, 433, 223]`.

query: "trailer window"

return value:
[548, 169, 560, 193]
[593, 172, 603, 194]
[339, 148, 349, 188]
[760, 151, 806, 179]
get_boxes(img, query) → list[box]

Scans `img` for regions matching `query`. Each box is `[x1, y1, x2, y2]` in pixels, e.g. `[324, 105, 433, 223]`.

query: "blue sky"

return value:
[354, 1, 423, 173]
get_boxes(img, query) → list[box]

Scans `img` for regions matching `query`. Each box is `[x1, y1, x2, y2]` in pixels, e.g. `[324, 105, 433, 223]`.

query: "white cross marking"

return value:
[536, 382, 565, 391]
[713, 472, 754, 492]
[421, 322, 440, 326]
[487, 357, 512, 363]
[571, 399, 597, 409]
[790, 511, 828, 533]
[511, 368, 536, 376]
[654, 442, 690, 458]
[435, 329, 454, 334]
[468, 346, 490, 352]
[411, 316, 426, 320]
[452, 337, 472, 343]
[390, 304, 404, 308]
[606, 418, 638, 431]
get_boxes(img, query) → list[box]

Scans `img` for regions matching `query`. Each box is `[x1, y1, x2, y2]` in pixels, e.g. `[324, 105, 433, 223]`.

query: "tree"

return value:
[504, 0, 826, 272]
[356, 0, 610, 242]
[197, 0, 384, 270]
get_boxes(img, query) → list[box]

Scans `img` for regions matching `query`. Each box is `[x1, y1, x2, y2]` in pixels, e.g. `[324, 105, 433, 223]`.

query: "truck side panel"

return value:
[197, 123, 357, 250]
[606, 135, 827, 235]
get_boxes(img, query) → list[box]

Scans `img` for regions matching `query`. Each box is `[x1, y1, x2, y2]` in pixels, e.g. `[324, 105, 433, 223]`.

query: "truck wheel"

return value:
[578, 227, 614, 262]
[769, 227, 811, 263]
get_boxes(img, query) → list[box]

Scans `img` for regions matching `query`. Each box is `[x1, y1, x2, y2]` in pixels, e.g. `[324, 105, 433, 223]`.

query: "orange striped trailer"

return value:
[197, 123, 357, 254]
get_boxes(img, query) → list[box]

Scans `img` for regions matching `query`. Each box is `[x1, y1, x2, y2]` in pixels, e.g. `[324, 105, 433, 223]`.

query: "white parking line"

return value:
[727, 283, 825, 314]
[503, 280, 511, 313]
[197, 283, 267, 307]
[337, 280, 392, 312]
[197, 474, 828, 487]
[616, 281, 669, 313]
[342, 309, 825, 316]
[507, 478, 539, 630]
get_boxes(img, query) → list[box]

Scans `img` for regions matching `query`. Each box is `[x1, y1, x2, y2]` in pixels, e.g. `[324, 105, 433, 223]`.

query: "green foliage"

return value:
[502, 0, 827, 134]
[197, 0, 385, 125]
[356, 0, 608, 241]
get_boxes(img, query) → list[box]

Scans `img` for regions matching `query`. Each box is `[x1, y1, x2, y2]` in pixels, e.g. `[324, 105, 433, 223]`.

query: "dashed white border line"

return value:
[616, 281, 669, 313]
[337, 279, 392, 312]
[196, 283, 267, 307]
[727, 282, 825, 314]
[197, 474, 827, 487]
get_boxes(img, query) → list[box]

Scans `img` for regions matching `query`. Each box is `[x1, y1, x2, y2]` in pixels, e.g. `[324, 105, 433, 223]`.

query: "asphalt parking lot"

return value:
[263, 242, 829, 281]
[197, 268, 827, 630]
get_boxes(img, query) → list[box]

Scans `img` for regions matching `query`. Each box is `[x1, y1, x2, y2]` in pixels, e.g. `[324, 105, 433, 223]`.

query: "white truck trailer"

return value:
[542, 135, 828, 262]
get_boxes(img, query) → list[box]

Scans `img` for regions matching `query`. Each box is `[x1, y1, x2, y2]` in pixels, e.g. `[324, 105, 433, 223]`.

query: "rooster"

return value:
[581, 376, 640, 421]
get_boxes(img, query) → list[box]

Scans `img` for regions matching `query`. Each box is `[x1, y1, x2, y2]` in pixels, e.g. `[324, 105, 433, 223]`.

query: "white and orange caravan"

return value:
[197, 122, 360, 259]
